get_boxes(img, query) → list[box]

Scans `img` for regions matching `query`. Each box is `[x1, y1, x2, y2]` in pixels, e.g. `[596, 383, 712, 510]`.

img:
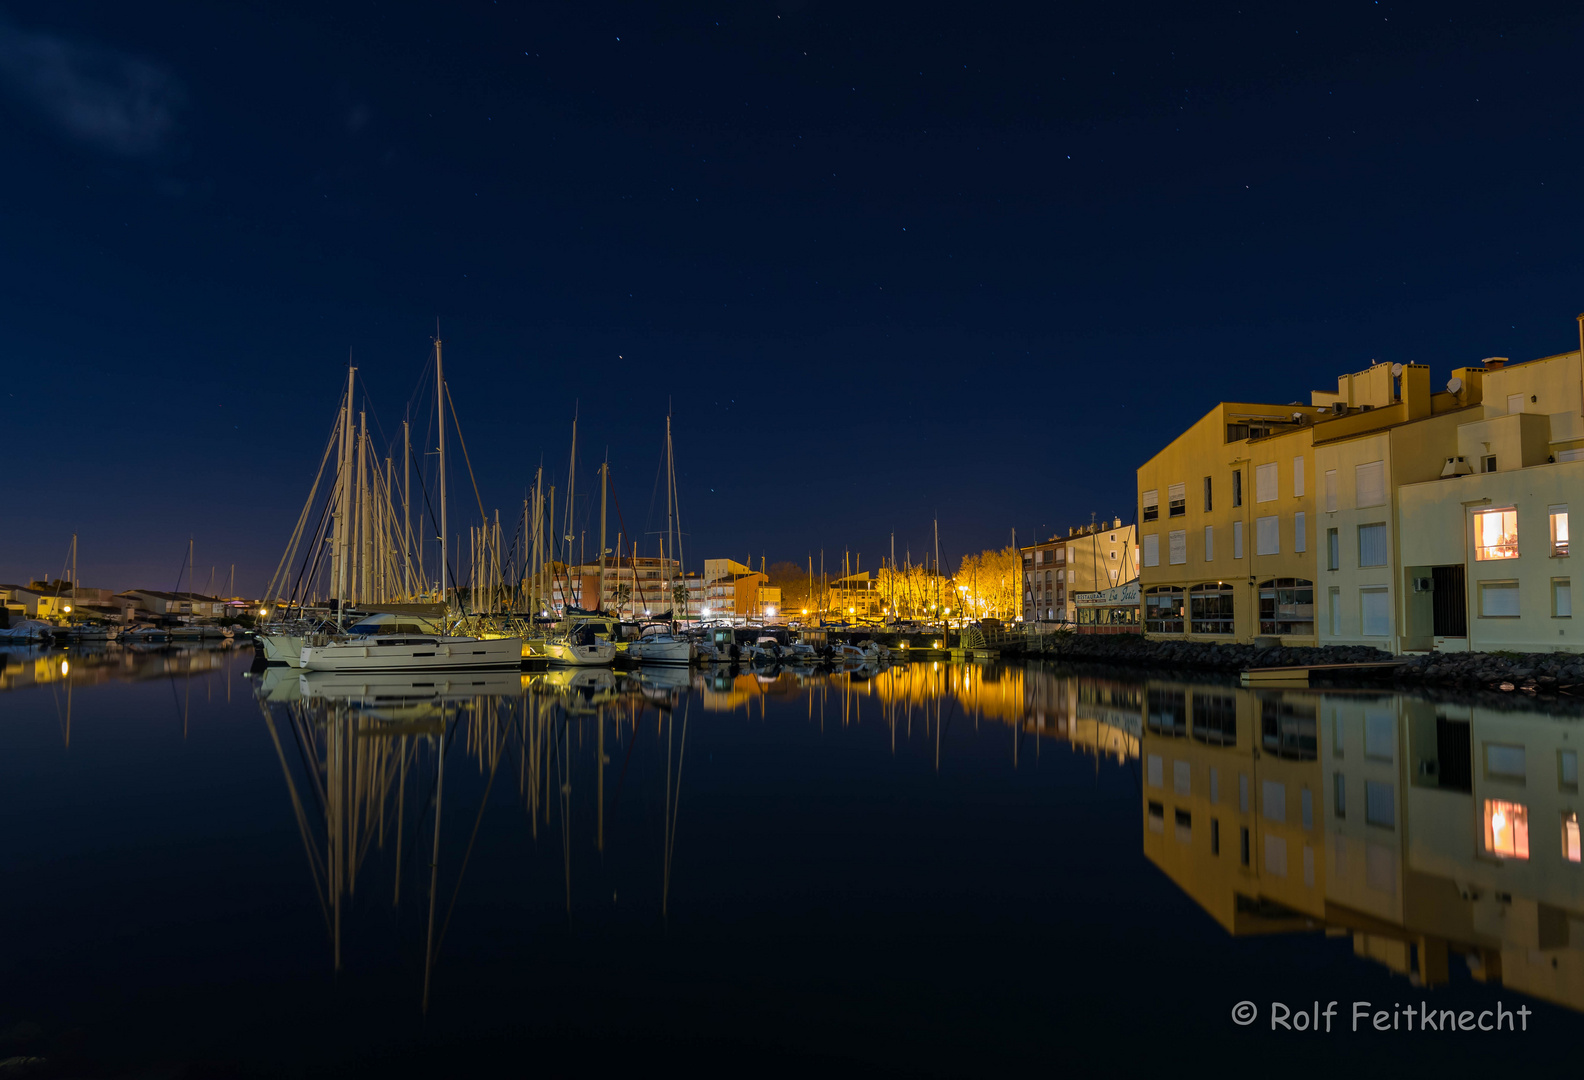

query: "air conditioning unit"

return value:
[1331, 401, 1347, 415]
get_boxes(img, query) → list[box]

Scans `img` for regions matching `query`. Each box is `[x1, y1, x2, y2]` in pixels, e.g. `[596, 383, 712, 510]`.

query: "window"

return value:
[1258, 578, 1314, 635]
[1193, 693, 1237, 744]
[1143, 489, 1159, 522]
[1555, 578, 1572, 618]
[1482, 454, 1498, 473]
[1256, 515, 1280, 555]
[1294, 512, 1306, 553]
[1148, 799, 1164, 833]
[1240, 826, 1251, 866]
[1292, 457, 1305, 498]
[1189, 583, 1235, 635]
[1144, 586, 1183, 633]
[1203, 526, 1214, 562]
[1566, 813, 1582, 863]
[1301, 788, 1314, 830]
[1484, 798, 1529, 859]
[1358, 523, 1387, 567]
[1355, 460, 1386, 508]
[1361, 587, 1390, 637]
[1327, 528, 1340, 570]
[1210, 767, 1221, 802]
[1175, 808, 1192, 844]
[1364, 710, 1394, 760]
[1333, 772, 1346, 818]
[1255, 462, 1278, 502]
[1265, 835, 1288, 877]
[1174, 760, 1191, 796]
[1233, 521, 1244, 559]
[1146, 755, 1163, 787]
[1211, 818, 1221, 856]
[1203, 476, 1213, 512]
[1324, 469, 1338, 513]
[1168, 530, 1187, 565]
[1142, 533, 1159, 567]
[1552, 506, 1570, 557]
[1328, 586, 1340, 635]
[1261, 698, 1317, 759]
[1474, 508, 1518, 560]
[1560, 749, 1578, 792]
[1479, 581, 1520, 618]
[1232, 469, 1243, 507]
[1239, 773, 1249, 813]
[1262, 780, 1286, 822]
[1365, 780, 1396, 828]
[1168, 482, 1186, 517]
[1485, 743, 1525, 781]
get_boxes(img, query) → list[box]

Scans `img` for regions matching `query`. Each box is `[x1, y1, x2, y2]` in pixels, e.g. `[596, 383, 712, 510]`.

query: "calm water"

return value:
[3, 646, 1581, 1076]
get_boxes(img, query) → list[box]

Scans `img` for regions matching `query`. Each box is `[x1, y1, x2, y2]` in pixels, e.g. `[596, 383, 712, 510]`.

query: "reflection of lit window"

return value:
[1484, 799, 1530, 860]
[1474, 508, 1519, 560]
[1564, 812, 1581, 863]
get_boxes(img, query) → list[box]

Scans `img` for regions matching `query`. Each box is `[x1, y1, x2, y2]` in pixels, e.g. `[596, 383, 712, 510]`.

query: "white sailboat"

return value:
[627, 631, 695, 664]
[298, 339, 520, 673]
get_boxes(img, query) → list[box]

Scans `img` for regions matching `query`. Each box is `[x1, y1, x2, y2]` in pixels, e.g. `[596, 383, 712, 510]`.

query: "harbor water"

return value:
[2, 645, 1581, 1075]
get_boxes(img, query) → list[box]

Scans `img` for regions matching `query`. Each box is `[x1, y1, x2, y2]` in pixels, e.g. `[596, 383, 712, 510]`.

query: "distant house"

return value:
[117, 590, 228, 618]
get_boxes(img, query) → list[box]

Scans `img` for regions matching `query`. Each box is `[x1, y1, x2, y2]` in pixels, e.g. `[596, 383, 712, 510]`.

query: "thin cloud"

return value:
[0, 18, 181, 156]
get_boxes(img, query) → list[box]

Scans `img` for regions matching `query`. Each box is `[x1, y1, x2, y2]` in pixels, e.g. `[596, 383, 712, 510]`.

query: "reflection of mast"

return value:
[423, 711, 448, 1013]
[662, 699, 690, 918]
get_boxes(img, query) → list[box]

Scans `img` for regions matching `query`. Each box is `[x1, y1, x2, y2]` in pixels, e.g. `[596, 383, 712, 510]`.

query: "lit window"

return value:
[1484, 798, 1530, 860]
[1565, 812, 1582, 863]
[1552, 506, 1570, 557]
[1475, 508, 1519, 560]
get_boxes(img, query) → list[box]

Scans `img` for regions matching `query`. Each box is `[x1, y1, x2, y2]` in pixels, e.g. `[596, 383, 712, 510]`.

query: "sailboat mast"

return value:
[599, 460, 608, 611]
[665, 414, 676, 613]
[358, 411, 370, 605]
[403, 419, 412, 598]
[437, 339, 448, 611]
[565, 415, 577, 569]
[335, 366, 355, 618]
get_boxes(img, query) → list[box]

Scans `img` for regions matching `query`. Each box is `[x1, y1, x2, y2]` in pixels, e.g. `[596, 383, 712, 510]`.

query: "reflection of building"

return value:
[1021, 521, 1138, 625]
[1142, 682, 1584, 1015]
[1398, 351, 1584, 654]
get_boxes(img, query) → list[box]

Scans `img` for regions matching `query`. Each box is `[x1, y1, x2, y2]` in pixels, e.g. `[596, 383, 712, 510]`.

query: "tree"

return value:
[956, 546, 1021, 620]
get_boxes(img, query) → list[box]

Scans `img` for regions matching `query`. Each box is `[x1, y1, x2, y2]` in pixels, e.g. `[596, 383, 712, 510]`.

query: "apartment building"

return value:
[1397, 349, 1584, 653]
[1021, 520, 1137, 625]
[1137, 401, 1329, 644]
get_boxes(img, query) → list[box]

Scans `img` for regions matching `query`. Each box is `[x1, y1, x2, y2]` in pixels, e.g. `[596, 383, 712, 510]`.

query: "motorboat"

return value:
[121, 625, 171, 645]
[299, 612, 522, 672]
[544, 636, 617, 666]
[66, 623, 120, 642]
[627, 631, 695, 665]
[170, 623, 231, 642]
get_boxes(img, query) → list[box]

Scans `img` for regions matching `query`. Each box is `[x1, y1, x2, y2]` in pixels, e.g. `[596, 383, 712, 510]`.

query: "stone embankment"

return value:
[1020, 632, 1584, 694]
[1024, 632, 1392, 672]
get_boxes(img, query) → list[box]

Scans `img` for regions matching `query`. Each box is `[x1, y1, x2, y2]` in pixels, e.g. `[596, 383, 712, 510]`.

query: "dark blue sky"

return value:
[3, 1, 1582, 593]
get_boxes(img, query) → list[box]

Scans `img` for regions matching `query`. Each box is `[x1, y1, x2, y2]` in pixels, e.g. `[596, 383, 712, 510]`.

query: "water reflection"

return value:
[1138, 680, 1584, 1017]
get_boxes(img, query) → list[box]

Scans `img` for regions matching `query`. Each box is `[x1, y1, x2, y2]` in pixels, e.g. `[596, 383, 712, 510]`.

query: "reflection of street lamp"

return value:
[62, 605, 72, 614]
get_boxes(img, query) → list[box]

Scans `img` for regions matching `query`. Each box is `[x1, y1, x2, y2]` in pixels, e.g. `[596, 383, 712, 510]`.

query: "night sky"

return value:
[3, 2, 1583, 594]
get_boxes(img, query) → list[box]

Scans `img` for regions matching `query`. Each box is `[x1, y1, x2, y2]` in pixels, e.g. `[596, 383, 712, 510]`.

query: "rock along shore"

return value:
[1013, 632, 1584, 694]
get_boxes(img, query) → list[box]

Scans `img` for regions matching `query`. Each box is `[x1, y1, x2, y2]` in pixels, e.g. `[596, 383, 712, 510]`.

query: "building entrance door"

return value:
[1431, 565, 1466, 638]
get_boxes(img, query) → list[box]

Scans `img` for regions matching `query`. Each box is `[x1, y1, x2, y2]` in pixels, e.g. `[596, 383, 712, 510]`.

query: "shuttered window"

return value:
[1324, 469, 1338, 513]
[1256, 515, 1280, 555]
[1142, 533, 1160, 567]
[1255, 462, 1278, 503]
[1233, 521, 1244, 559]
[1358, 523, 1387, 567]
[1142, 488, 1159, 522]
[1292, 457, 1305, 497]
[1168, 530, 1188, 565]
[1361, 587, 1389, 636]
[1293, 512, 1307, 553]
[1355, 460, 1386, 508]
[1168, 482, 1186, 517]
[1203, 526, 1214, 562]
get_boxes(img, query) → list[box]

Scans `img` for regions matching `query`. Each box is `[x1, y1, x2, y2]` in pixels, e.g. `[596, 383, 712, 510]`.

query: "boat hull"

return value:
[628, 639, 695, 664]
[544, 640, 617, 666]
[260, 634, 305, 667]
[300, 636, 523, 672]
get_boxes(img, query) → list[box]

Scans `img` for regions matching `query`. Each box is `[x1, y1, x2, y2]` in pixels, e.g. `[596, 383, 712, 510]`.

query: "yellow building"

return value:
[1137, 402, 1329, 644]
[1398, 348, 1584, 653]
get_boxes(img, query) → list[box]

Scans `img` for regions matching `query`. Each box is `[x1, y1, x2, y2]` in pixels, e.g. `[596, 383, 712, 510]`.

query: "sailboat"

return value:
[298, 338, 521, 673]
[626, 413, 694, 667]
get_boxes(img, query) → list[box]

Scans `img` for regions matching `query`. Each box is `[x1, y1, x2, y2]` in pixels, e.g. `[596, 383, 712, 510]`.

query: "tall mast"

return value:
[437, 338, 448, 612]
[402, 419, 412, 598]
[358, 410, 371, 604]
[599, 460, 608, 611]
[565, 413, 577, 568]
[334, 366, 355, 618]
[71, 533, 77, 591]
[934, 518, 941, 613]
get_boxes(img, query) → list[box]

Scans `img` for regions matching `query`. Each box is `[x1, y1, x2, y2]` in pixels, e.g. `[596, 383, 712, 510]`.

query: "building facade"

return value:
[1021, 521, 1137, 624]
[1137, 402, 1329, 644]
